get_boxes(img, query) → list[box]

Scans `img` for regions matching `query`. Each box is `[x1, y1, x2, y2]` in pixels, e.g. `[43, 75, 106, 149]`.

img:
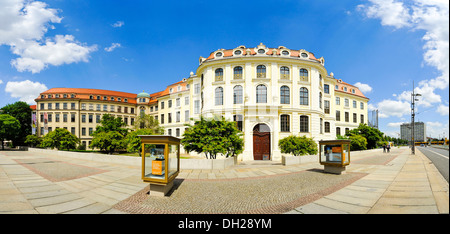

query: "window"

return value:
[280, 66, 289, 79]
[233, 115, 243, 131]
[194, 100, 200, 114]
[345, 112, 349, 122]
[336, 127, 341, 136]
[97, 95, 100, 100]
[215, 68, 223, 81]
[256, 85, 267, 103]
[63, 103, 68, 110]
[168, 113, 172, 123]
[185, 96, 189, 105]
[324, 84, 330, 94]
[319, 92, 322, 109]
[360, 114, 364, 123]
[300, 115, 309, 132]
[336, 110, 341, 121]
[280, 86, 290, 104]
[63, 114, 67, 122]
[55, 114, 60, 122]
[71, 114, 75, 122]
[299, 68, 308, 81]
[89, 128, 93, 136]
[81, 114, 86, 123]
[258, 49, 265, 54]
[282, 50, 289, 55]
[234, 50, 242, 55]
[345, 98, 349, 107]
[103, 105, 107, 111]
[176, 111, 180, 122]
[55, 103, 60, 109]
[353, 100, 357, 108]
[300, 87, 308, 105]
[215, 87, 223, 105]
[324, 100, 330, 114]
[280, 114, 290, 132]
[168, 100, 172, 108]
[160, 114, 164, 124]
[176, 98, 180, 107]
[96, 115, 101, 123]
[185, 110, 189, 122]
[110, 105, 115, 112]
[89, 114, 93, 123]
[336, 97, 340, 105]
[233, 85, 243, 104]
[353, 113, 357, 123]
[234, 66, 243, 79]
[325, 122, 330, 133]
[257, 65, 266, 78]
[360, 102, 364, 110]
[194, 84, 200, 94]
[48, 103, 52, 110]
[176, 128, 180, 137]
[71, 103, 75, 110]
[48, 114, 52, 122]
[320, 118, 323, 134]
[71, 127, 75, 135]
[82, 128, 86, 136]
[81, 103, 86, 110]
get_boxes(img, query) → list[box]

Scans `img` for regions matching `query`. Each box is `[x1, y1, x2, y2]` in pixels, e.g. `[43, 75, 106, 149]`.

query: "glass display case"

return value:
[139, 135, 180, 185]
[319, 140, 351, 174]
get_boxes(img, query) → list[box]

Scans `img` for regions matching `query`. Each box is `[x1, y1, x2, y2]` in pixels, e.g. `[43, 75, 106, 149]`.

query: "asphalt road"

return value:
[417, 146, 449, 183]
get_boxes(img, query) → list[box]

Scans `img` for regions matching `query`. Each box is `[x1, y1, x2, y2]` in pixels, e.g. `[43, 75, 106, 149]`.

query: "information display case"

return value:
[319, 140, 351, 174]
[139, 135, 180, 196]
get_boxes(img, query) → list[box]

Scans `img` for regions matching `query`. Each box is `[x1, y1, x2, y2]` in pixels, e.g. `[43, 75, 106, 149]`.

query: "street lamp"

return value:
[411, 82, 421, 155]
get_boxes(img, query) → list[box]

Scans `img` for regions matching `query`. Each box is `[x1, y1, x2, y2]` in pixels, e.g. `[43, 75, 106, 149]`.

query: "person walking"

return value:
[383, 144, 386, 153]
[387, 144, 390, 153]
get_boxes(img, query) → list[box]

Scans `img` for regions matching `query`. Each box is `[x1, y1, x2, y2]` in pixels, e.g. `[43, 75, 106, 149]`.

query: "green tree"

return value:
[1, 101, 32, 146]
[278, 135, 318, 156]
[348, 135, 367, 151]
[90, 114, 128, 154]
[25, 135, 42, 148]
[125, 128, 155, 156]
[0, 114, 21, 150]
[40, 128, 80, 150]
[90, 131, 126, 154]
[346, 124, 383, 149]
[181, 116, 244, 159]
[93, 114, 128, 136]
[134, 113, 164, 133]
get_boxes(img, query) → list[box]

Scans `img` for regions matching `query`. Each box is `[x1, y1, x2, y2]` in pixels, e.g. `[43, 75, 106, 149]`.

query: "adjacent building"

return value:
[34, 43, 370, 161]
[400, 122, 426, 142]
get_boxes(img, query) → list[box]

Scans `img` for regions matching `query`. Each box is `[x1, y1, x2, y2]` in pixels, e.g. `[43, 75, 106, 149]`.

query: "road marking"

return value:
[420, 148, 449, 160]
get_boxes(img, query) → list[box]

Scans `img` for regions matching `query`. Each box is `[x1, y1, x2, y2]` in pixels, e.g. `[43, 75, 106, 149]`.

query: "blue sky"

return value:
[0, 0, 448, 139]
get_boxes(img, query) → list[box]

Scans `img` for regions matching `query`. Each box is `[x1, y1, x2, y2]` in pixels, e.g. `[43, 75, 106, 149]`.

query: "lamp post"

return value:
[411, 82, 421, 155]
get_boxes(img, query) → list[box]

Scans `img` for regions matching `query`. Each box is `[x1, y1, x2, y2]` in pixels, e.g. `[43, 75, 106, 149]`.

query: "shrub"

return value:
[278, 135, 318, 156]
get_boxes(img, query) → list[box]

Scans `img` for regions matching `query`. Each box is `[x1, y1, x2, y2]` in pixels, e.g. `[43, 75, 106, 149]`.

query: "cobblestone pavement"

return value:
[0, 147, 448, 214]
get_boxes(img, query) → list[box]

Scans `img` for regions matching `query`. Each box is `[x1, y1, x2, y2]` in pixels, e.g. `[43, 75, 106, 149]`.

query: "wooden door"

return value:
[253, 132, 270, 160]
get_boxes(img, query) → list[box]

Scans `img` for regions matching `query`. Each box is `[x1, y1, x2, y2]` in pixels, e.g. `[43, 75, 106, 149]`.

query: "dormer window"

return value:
[111, 97, 115, 101]
[169, 88, 173, 93]
[301, 53, 308, 58]
[258, 49, 265, 54]
[344, 87, 347, 92]
[41, 95, 45, 99]
[282, 50, 289, 55]
[71, 94, 75, 98]
[234, 50, 241, 55]
[48, 94, 52, 98]
[216, 52, 223, 57]
[124, 98, 128, 102]
[118, 97, 122, 102]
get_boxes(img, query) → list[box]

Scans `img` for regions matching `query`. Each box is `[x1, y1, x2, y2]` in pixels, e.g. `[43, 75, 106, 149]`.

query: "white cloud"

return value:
[0, 80, 3, 85]
[437, 104, 449, 115]
[5, 80, 48, 104]
[104, 43, 121, 52]
[387, 122, 404, 127]
[0, 0, 97, 73]
[112, 21, 124, 28]
[359, 0, 449, 120]
[375, 99, 410, 118]
[354, 82, 373, 93]
[357, 0, 412, 29]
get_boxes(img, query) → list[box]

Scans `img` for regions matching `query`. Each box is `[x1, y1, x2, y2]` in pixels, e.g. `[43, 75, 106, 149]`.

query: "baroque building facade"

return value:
[34, 43, 369, 161]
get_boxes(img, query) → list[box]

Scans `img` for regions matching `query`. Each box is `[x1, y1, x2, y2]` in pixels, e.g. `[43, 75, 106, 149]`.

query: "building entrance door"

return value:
[253, 124, 270, 160]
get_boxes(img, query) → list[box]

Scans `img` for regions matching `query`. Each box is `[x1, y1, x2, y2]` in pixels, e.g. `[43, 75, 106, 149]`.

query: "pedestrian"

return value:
[383, 144, 386, 153]
[387, 144, 390, 153]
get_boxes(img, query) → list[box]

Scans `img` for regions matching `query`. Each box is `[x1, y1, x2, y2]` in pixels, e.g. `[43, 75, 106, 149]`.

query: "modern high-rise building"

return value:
[400, 122, 426, 142]
[34, 43, 370, 161]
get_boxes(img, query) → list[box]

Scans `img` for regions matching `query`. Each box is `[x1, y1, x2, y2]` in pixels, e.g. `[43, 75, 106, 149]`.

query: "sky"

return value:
[0, 0, 448, 139]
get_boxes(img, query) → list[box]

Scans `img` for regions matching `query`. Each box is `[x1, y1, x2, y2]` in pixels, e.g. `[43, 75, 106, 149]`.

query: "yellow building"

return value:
[34, 44, 369, 161]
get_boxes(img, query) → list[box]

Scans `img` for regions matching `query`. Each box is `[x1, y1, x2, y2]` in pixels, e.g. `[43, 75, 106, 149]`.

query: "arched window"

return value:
[234, 66, 243, 79]
[280, 114, 290, 132]
[215, 87, 223, 105]
[233, 85, 243, 104]
[215, 68, 223, 81]
[299, 68, 308, 81]
[300, 87, 308, 105]
[256, 84, 267, 103]
[257, 65, 266, 78]
[280, 66, 289, 79]
[280, 86, 290, 104]
[300, 115, 309, 132]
